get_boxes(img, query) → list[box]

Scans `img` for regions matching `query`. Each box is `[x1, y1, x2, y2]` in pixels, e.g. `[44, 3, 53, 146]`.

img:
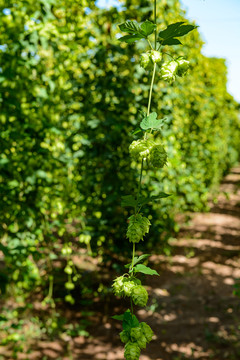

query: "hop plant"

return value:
[140, 322, 154, 342]
[160, 60, 178, 83]
[140, 50, 162, 70]
[126, 214, 151, 243]
[120, 330, 130, 344]
[149, 144, 167, 168]
[124, 342, 141, 360]
[176, 57, 190, 77]
[131, 285, 148, 307]
[129, 139, 155, 162]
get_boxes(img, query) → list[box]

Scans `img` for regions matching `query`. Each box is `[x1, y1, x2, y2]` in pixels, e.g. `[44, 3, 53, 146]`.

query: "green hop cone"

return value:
[140, 322, 154, 343]
[139, 52, 151, 70]
[120, 330, 130, 344]
[130, 326, 142, 341]
[124, 342, 141, 360]
[131, 285, 148, 307]
[112, 275, 126, 297]
[130, 326, 147, 349]
[149, 144, 167, 168]
[160, 60, 178, 83]
[129, 139, 155, 162]
[126, 214, 151, 243]
[150, 50, 162, 64]
[176, 57, 190, 77]
[136, 335, 147, 349]
[123, 280, 137, 297]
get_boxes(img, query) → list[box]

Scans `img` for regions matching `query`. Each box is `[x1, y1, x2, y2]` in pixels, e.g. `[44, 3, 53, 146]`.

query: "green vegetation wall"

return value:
[0, 0, 239, 292]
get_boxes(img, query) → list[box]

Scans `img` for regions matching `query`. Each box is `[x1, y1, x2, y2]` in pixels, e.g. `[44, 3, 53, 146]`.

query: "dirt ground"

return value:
[2, 166, 240, 360]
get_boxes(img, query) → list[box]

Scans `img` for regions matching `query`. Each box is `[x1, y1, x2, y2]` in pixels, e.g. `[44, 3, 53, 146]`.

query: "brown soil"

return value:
[1, 166, 240, 360]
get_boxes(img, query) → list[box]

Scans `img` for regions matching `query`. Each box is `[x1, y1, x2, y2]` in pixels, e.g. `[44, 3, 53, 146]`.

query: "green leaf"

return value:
[121, 195, 138, 208]
[140, 20, 156, 37]
[139, 193, 171, 207]
[119, 21, 141, 34]
[118, 20, 156, 44]
[140, 112, 167, 130]
[132, 128, 142, 136]
[119, 34, 143, 44]
[158, 22, 197, 46]
[112, 314, 124, 321]
[124, 254, 151, 269]
[122, 310, 139, 330]
[162, 38, 182, 46]
[134, 264, 159, 276]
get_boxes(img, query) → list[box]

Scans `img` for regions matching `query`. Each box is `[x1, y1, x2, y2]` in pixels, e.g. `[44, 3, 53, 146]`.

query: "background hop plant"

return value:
[149, 144, 167, 168]
[176, 57, 190, 76]
[126, 214, 151, 243]
[124, 341, 141, 360]
[160, 60, 178, 83]
[129, 139, 154, 162]
[131, 285, 148, 307]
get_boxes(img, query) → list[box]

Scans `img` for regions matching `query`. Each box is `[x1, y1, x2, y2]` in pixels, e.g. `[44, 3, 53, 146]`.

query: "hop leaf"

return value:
[124, 342, 141, 360]
[160, 60, 178, 83]
[140, 322, 154, 342]
[131, 285, 148, 307]
[129, 139, 155, 162]
[149, 145, 167, 168]
[120, 330, 130, 344]
[126, 214, 151, 243]
[176, 57, 190, 76]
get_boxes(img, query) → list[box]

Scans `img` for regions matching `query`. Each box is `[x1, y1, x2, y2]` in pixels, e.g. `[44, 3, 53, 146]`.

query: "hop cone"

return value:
[120, 330, 130, 344]
[124, 342, 141, 360]
[123, 280, 137, 297]
[126, 214, 151, 243]
[150, 50, 162, 64]
[149, 145, 167, 168]
[140, 322, 154, 342]
[176, 57, 189, 77]
[160, 60, 178, 83]
[136, 335, 147, 349]
[130, 326, 142, 341]
[131, 285, 148, 307]
[112, 276, 126, 297]
[129, 139, 154, 162]
[139, 52, 151, 70]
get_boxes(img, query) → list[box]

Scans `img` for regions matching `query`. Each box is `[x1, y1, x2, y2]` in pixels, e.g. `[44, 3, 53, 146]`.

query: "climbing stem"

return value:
[154, 0, 157, 49]
[131, 243, 135, 270]
[147, 62, 157, 117]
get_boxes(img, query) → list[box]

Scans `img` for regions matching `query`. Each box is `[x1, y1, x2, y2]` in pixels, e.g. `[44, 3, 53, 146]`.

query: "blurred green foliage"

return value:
[0, 0, 239, 300]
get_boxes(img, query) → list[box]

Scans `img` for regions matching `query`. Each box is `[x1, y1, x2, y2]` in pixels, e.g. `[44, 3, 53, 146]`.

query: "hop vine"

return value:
[112, 1, 197, 359]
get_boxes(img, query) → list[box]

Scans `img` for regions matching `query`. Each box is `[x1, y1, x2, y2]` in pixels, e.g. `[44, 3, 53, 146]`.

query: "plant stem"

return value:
[154, 0, 157, 50]
[131, 243, 135, 270]
[147, 62, 157, 117]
